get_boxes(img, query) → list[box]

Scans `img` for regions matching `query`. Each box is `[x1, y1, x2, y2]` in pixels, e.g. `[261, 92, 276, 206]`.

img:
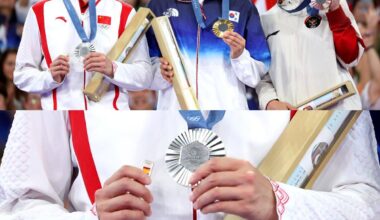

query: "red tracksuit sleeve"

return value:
[326, 6, 364, 64]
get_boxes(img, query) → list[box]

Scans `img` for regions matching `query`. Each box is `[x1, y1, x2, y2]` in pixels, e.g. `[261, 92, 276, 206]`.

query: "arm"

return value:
[13, 9, 64, 94]
[105, 9, 153, 91]
[326, 0, 365, 67]
[0, 112, 97, 220]
[230, 3, 271, 88]
[274, 112, 380, 220]
[189, 112, 380, 220]
[255, 74, 279, 110]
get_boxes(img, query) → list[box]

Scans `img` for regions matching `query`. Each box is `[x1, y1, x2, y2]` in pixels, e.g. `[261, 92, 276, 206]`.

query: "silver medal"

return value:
[74, 42, 95, 61]
[165, 128, 226, 187]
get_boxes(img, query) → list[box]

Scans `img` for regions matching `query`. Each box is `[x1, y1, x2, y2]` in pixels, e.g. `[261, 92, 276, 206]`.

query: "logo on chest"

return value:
[97, 15, 112, 30]
[163, 8, 180, 17]
[229, 10, 240, 23]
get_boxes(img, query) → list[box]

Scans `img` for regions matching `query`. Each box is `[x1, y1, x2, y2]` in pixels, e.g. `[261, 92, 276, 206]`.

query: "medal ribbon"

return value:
[63, 0, 97, 43]
[179, 111, 225, 130]
[280, 0, 311, 13]
[191, 0, 229, 29]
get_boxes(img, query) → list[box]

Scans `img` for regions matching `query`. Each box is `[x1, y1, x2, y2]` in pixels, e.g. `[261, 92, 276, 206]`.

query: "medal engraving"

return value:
[212, 19, 234, 38]
[180, 141, 210, 172]
[166, 129, 226, 187]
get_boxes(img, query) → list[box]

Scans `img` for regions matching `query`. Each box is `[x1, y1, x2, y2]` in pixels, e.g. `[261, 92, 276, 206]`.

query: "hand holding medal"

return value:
[222, 31, 246, 59]
[189, 158, 278, 220]
[83, 52, 114, 78]
[50, 55, 70, 83]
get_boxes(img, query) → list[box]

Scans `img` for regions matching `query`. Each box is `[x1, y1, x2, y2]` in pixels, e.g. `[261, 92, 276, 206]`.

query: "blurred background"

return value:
[0, 0, 379, 110]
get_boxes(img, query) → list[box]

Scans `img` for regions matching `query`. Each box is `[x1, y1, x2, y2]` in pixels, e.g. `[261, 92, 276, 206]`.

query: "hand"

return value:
[95, 165, 153, 220]
[160, 57, 174, 84]
[329, 0, 340, 12]
[266, 100, 296, 110]
[189, 158, 277, 220]
[50, 55, 70, 83]
[222, 31, 246, 59]
[84, 52, 113, 78]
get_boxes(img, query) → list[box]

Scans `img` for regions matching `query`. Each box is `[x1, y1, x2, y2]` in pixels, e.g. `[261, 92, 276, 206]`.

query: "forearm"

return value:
[275, 182, 379, 220]
[14, 67, 63, 94]
[255, 74, 278, 110]
[106, 38, 153, 91]
[1, 200, 97, 220]
[148, 57, 172, 90]
[231, 49, 266, 88]
[326, 6, 363, 65]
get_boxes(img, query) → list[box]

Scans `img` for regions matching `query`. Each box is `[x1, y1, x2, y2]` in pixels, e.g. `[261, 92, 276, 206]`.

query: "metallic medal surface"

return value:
[166, 128, 226, 187]
[74, 42, 96, 61]
[212, 19, 234, 38]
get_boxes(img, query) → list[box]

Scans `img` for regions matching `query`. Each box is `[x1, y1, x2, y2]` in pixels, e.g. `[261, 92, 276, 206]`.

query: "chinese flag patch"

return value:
[98, 15, 111, 25]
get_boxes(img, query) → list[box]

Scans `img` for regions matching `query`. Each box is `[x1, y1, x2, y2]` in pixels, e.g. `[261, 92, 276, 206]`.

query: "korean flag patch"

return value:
[229, 11, 240, 23]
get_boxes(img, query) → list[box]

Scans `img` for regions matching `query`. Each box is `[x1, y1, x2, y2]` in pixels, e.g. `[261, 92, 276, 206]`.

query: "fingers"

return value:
[160, 57, 174, 83]
[189, 158, 246, 185]
[101, 209, 146, 220]
[104, 165, 151, 186]
[100, 177, 153, 203]
[193, 187, 243, 210]
[190, 171, 245, 202]
[199, 200, 244, 216]
[286, 103, 297, 110]
[50, 55, 70, 82]
[98, 193, 152, 216]
[223, 32, 245, 47]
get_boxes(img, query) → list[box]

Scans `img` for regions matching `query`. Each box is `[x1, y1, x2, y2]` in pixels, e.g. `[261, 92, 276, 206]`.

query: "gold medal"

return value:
[212, 19, 234, 38]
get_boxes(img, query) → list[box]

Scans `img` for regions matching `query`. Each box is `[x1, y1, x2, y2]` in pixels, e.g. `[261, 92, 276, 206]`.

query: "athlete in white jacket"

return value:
[0, 111, 379, 220]
[257, 0, 363, 110]
[14, 0, 152, 110]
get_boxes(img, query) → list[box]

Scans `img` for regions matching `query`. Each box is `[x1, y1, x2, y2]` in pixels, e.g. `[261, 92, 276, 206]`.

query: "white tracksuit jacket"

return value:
[14, 0, 152, 110]
[0, 111, 379, 219]
[257, 1, 363, 110]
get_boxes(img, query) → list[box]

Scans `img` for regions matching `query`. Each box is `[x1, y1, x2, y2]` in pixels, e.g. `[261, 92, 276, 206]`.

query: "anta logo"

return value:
[229, 11, 240, 23]
[163, 8, 179, 17]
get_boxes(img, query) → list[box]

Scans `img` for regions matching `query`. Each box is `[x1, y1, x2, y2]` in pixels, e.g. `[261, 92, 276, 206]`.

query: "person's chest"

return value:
[70, 111, 290, 218]
[42, 0, 122, 59]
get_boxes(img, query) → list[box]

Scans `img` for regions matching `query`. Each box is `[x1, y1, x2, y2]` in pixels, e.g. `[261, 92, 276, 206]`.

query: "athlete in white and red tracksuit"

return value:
[14, 0, 152, 110]
[257, 0, 364, 110]
[0, 111, 379, 220]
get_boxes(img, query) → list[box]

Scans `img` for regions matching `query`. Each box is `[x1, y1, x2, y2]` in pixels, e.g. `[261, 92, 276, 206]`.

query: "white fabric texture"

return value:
[257, 1, 363, 110]
[14, 0, 152, 110]
[0, 111, 379, 220]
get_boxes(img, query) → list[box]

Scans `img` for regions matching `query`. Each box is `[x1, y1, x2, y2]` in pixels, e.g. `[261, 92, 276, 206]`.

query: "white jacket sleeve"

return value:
[149, 57, 173, 90]
[13, 10, 64, 94]
[255, 74, 279, 110]
[0, 112, 96, 220]
[336, 0, 365, 68]
[272, 112, 380, 220]
[105, 9, 153, 91]
[230, 49, 267, 88]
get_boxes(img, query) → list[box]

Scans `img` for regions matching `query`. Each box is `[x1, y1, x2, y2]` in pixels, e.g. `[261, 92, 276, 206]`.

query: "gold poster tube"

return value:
[84, 8, 155, 102]
[151, 16, 200, 110]
[225, 111, 361, 220]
